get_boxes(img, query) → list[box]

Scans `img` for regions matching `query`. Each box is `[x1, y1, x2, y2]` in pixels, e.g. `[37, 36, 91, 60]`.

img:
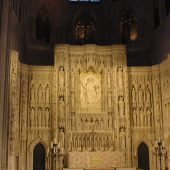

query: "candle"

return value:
[51, 142, 53, 148]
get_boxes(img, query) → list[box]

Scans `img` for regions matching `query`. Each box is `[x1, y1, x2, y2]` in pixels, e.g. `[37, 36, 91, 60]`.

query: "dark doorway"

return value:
[33, 143, 46, 170]
[138, 142, 150, 170]
[165, 0, 170, 16]
[154, 4, 160, 29]
[36, 5, 51, 43]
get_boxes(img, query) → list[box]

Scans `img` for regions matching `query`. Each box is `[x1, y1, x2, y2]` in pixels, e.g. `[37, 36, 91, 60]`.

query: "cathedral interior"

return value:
[0, 0, 170, 170]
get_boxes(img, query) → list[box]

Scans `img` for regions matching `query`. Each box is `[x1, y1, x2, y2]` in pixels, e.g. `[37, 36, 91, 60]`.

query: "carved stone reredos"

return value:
[9, 45, 170, 170]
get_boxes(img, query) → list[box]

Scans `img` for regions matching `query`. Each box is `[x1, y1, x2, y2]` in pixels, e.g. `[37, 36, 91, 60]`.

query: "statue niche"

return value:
[74, 10, 96, 44]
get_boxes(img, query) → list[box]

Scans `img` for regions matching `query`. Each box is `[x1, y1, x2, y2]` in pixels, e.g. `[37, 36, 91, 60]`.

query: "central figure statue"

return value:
[81, 76, 100, 105]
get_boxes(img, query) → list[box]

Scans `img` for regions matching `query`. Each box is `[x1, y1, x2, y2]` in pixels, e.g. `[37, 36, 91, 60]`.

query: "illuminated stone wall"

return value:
[8, 45, 170, 170]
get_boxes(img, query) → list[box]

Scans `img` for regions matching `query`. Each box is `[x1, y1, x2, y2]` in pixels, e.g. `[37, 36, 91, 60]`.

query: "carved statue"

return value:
[58, 96, 65, 122]
[71, 112, 76, 130]
[138, 85, 144, 110]
[120, 128, 126, 150]
[30, 84, 36, 102]
[30, 107, 35, 127]
[71, 92, 75, 108]
[100, 118, 104, 130]
[108, 113, 113, 129]
[38, 84, 43, 103]
[155, 81, 160, 100]
[109, 136, 114, 151]
[145, 85, 151, 109]
[58, 128, 65, 149]
[108, 92, 112, 109]
[45, 107, 50, 127]
[37, 107, 42, 127]
[59, 66, 65, 87]
[146, 108, 152, 127]
[79, 118, 83, 130]
[94, 118, 99, 130]
[131, 85, 137, 109]
[139, 111, 144, 127]
[118, 96, 125, 116]
[107, 72, 111, 88]
[132, 108, 137, 127]
[117, 66, 123, 87]
[45, 84, 50, 103]
[71, 74, 75, 88]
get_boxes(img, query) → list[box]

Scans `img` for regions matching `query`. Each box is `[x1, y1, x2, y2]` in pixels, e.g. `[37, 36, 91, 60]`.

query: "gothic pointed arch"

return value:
[165, 0, 170, 16]
[154, 0, 160, 29]
[138, 142, 150, 170]
[120, 8, 138, 44]
[33, 143, 46, 170]
[36, 5, 51, 43]
[74, 10, 96, 44]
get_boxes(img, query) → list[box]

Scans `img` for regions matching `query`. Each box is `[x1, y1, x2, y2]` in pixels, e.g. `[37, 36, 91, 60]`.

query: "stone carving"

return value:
[58, 128, 65, 149]
[58, 96, 65, 128]
[71, 74, 75, 88]
[11, 45, 170, 170]
[71, 92, 75, 108]
[10, 57, 17, 87]
[30, 107, 35, 127]
[37, 107, 42, 127]
[107, 71, 111, 88]
[117, 66, 123, 87]
[132, 108, 137, 127]
[45, 84, 50, 103]
[59, 66, 65, 87]
[139, 111, 144, 127]
[38, 84, 43, 103]
[107, 92, 112, 109]
[30, 84, 36, 102]
[119, 128, 126, 150]
[118, 96, 125, 116]
[146, 108, 152, 127]
[71, 112, 76, 130]
[138, 85, 144, 111]
[145, 85, 151, 110]
[81, 76, 100, 105]
[131, 85, 137, 109]
[108, 113, 113, 129]
[45, 107, 50, 127]
[69, 132, 114, 151]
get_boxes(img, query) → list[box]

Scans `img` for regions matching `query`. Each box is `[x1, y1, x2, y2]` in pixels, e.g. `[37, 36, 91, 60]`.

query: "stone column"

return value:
[0, 0, 12, 170]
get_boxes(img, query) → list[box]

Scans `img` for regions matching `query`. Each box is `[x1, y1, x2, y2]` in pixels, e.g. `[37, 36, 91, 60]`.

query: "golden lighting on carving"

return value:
[130, 23, 138, 41]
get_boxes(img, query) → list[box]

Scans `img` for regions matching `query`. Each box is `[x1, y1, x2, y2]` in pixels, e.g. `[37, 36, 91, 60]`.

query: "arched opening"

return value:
[120, 8, 138, 44]
[138, 142, 150, 170]
[165, 0, 170, 16]
[154, 1, 160, 29]
[36, 5, 51, 43]
[74, 10, 96, 44]
[33, 143, 46, 170]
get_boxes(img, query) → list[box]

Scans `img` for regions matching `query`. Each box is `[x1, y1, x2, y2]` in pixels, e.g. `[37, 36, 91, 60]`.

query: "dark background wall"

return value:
[151, 14, 170, 64]
[26, 0, 162, 66]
